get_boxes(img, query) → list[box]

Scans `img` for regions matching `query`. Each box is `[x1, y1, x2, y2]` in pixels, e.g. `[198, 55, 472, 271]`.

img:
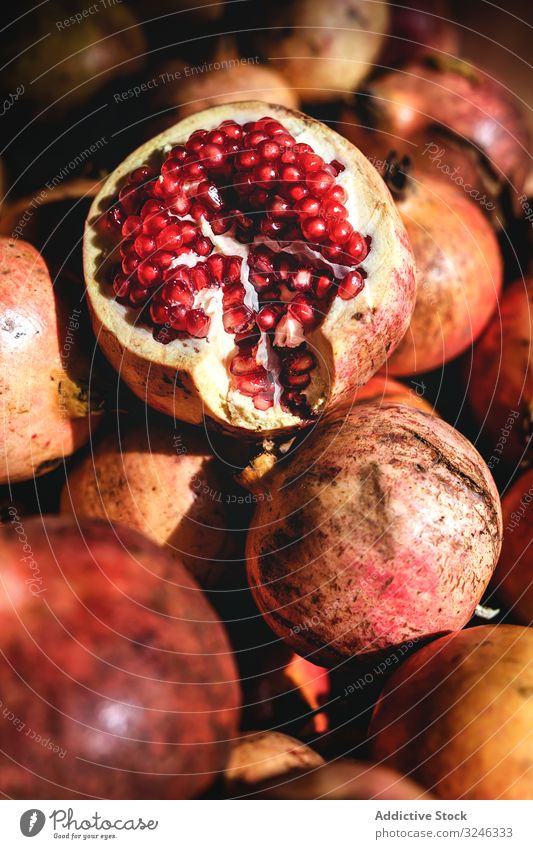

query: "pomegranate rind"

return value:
[0, 238, 99, 484]
[385, 174, 503, 375]
[246, 403, 502, 665]
[83, 102, 415, 436]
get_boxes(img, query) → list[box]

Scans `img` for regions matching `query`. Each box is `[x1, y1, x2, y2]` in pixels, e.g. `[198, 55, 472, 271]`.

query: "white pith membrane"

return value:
[85, 104, 401, 432]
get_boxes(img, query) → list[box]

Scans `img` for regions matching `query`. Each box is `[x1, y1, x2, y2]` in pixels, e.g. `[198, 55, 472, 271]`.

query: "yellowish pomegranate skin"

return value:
[370, 625, 533, 800]
[0, 238, 99, 484]
[61, 419, 234, 588]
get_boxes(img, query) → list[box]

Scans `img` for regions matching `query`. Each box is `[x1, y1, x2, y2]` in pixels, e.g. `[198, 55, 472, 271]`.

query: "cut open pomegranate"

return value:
[84, 104, 415, 434]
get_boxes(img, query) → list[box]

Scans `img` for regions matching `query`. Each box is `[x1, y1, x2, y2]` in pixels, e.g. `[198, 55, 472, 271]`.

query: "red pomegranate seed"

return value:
[250, 271, 272, 291]
[258, 140, 281, 160]
[237, 150, 259, 169]
[249, 247, 275, 273]
[329, 159, 345, 175]
[142, 211, 170, 235]
[346, 232, 369, 263]
[193, 237, 213, 257]
[284, 372, 311, 389]
[168, 304, 188, 330]
[257, 305, 282, 331]
[281, 165, 303, 183]
[106, 206, 125, 231]
[255, 163, 278, 186]
[286, 183, 309, 203]
[338, 270, 364, 300]
[302, 216, 327, 243]
[122, 252, 140, 274]
[288, 294, 317, 328]
[306, 170, 335, 197]
[113, 272, 130, 299]
[324, 185, 347, 204]
[186, 309, 210, 337]
[297, 152, 324, 173]
[295, 196, 321, 218]
[122, 216, 142, 238]
[168, 194, 191, 216]
[230, 354, 261, 375]
[206, 254, 225, 285]
[223, 305, 254, 333]
[203, 143, 226, 169]
[315, 273, 334, 300]
[129, 286, 150, 306]
[268, 195, 293, 219]
[207, 130, 226, 145]
[253, 393, 274, 410]
[150, 301, 170, 324]
[137, 261, 161, 288]
[235, 371, 269, 396]
[323, 200, 347, 222]
[156, 224, 183, 251]
[129, 166, 155, 185]
[327, 219, 354, 244]
[225, 256, 243, 284]
[223, 282, 246, 306]
[290, 267, 313, 292]
[164, 280, 194, 308]
[153, 250, 174, 269]
[170, 145, 188, 160]
[190, 265, 211, 290]
[285, 350, 316, 373]
[220, 121, 242, 140]
[160, 173, 181, 196]
[180, 221, 197, 244]
[134, 234, 156, 257]
[119, 186, 142, 215]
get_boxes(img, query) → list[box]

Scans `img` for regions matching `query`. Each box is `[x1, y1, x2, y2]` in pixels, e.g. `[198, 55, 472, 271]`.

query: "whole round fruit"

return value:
[250, 758, 430, 799]
[468, 276, 532, 468]
[155, 61, 299, 123]
[61, 418, 234, 588]
[381, 155, 503, 375]
[357, 57, 531, 201]
[370, 625, 533, 799]
[246, 403, 502, 666]
[491, 469, 533, 623]
[0, 238, 101, 484]
[249, 0, 389, 103]
[225, 731, 324, 794]
[0, 516, 240, 799]
[84, 102, 415, 436]
[1, 3, 145, 113]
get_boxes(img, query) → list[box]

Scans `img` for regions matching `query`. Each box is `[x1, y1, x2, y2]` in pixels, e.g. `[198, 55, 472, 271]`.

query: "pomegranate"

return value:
[250, 758, 431, 799]
[490, 469, 533, 623]
[352, 375, 436, 415]
[370, 625, 533, 799]
[246, 403, 502, 666]
[0, 516, 240, 799]
[468, 276, 532, 469]
[225, 731, 324, 794]
[248, 0, 389, 103]
[356, 57, 531, 202]
[0, 238, 101, 484]
[61, 417, 235, 588]
[380, 0, 459, 67]
[379, 154, 503, 375]
[1, 4, 145, 112]
[83, 103, 415, 435]
[154, 61, 299, 124]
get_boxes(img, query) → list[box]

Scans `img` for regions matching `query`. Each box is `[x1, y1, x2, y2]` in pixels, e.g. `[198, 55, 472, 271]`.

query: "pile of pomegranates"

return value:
[1, 1, 532, 806]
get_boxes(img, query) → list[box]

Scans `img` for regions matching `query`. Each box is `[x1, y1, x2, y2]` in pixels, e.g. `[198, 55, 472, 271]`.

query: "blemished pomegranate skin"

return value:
[246, 403, 502, 666]
[0, 516, 240, 799]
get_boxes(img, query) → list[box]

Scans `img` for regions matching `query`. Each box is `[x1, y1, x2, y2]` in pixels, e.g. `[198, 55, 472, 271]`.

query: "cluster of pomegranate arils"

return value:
[105, 116, 370, 414]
